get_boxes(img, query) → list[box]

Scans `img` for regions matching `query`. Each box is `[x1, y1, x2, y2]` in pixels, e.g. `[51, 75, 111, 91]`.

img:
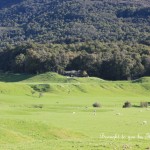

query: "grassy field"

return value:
[0, 72, 150, 150]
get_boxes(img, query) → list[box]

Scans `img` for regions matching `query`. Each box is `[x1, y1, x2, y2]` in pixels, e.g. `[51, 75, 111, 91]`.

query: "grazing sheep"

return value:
[93, 110, 96, 115]
[142, 121, 147, 125]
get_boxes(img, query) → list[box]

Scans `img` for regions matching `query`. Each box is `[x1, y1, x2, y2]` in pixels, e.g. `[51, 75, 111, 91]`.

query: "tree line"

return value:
[0, 41, 150, 80]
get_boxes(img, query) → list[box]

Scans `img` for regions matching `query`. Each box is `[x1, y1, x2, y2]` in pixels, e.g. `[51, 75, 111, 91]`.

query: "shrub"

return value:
[93, 102, 101, 108]
[31, 84, 50, 92]
[123, 101, 132, 108]
[140, 102, 148, 108]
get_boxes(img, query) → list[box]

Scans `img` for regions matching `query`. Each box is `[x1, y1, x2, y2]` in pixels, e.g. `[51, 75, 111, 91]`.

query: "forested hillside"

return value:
[0, 0, 150, 80]
[0, 0, 150, 46]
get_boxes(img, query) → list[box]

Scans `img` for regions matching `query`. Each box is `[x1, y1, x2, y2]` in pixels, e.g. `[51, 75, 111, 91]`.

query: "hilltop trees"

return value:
[14, 53, 26, 72]
[0, 41, 150, 80]
[0, 0, 149, 80]
[117, 7, 150, 18]
[68, 53, 97, 75]
[142, 56, 150, 75]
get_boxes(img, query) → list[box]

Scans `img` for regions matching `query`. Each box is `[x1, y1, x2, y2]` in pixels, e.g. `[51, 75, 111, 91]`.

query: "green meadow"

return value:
[0, 72, 150, 150]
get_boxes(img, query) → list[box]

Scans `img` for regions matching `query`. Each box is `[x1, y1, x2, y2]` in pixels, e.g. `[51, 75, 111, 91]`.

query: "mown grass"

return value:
[0, 72, 150, 149]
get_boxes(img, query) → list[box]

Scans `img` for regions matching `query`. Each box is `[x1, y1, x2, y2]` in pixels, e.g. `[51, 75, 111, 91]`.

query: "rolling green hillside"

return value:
[0, 0, 150, 148]
[132, 77, 150, 84]
[0, 72, 150, 149]
[0, 72, 150, 97]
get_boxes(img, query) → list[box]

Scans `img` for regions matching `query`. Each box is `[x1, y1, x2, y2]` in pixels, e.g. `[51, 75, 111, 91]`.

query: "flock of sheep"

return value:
[72, 107, 150, 125]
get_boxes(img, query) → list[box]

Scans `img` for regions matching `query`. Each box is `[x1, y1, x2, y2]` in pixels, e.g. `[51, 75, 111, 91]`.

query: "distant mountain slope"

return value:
[0, 0, 149, 47]
[0, 0, 24, 9]
[0, 0, 149, 80]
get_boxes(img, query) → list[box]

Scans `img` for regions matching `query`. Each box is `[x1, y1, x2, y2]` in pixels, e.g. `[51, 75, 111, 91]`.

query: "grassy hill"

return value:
[0, 72, 105, 83]
[132, 77, 150, 84]
[0, 72, 66, 83]
[0, 72, 150, 97]
[0, 72, 150, 149]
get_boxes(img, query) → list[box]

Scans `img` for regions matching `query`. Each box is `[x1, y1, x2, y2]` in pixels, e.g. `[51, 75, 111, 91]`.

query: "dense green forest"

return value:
[0, 0, 150, 80]
[1, 42, 150, 80]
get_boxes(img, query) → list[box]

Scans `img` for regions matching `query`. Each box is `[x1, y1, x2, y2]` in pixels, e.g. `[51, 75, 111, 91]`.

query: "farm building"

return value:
[63, 70, 88, 77]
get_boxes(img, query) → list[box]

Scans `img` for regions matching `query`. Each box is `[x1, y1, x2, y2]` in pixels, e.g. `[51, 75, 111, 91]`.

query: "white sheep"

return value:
[142, 121, 147, 125]
[93, 110, 96, 115]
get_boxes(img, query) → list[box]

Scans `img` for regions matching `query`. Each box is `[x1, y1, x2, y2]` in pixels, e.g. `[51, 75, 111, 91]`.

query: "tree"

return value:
[14, 53, 26, 72]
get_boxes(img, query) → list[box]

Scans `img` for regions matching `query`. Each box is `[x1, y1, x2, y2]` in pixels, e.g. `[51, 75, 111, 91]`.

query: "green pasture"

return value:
[0, 72, 150, 150]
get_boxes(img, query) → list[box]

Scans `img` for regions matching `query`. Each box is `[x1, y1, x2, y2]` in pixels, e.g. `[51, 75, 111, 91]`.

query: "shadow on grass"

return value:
[0, 72, 35, 82]
[132, 103, 150, 108]
[132, 105, 141, 108]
